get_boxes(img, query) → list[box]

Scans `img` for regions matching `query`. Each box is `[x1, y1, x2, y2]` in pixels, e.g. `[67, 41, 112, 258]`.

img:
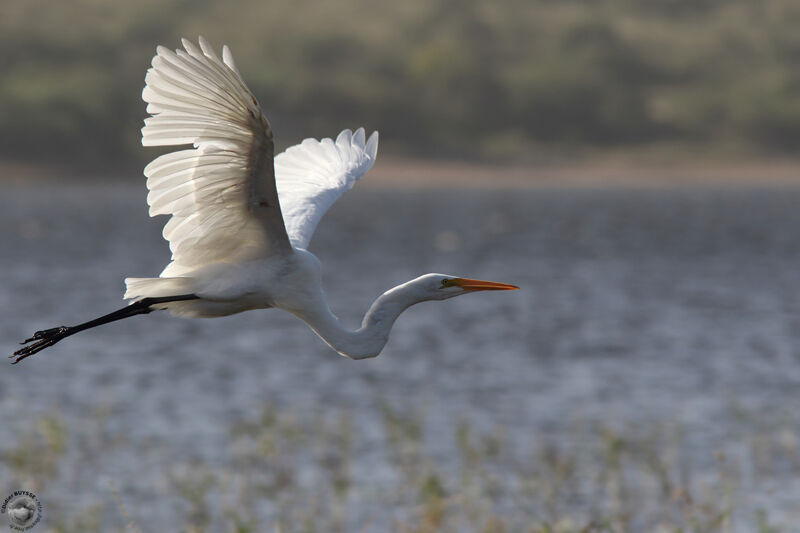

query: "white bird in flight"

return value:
[12, 37, 518, 364]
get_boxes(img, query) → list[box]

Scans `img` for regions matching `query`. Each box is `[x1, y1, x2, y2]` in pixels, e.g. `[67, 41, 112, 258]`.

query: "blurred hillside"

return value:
[2, 0, 800, 172]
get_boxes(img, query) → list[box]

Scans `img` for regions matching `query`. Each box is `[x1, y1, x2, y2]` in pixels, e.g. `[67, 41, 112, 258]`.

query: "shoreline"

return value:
[367, 156, 800, 188]
[2, 156, 800, 188]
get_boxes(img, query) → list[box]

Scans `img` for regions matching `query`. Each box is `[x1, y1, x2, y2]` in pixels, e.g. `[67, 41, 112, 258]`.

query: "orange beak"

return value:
[450, 278, 520, 291]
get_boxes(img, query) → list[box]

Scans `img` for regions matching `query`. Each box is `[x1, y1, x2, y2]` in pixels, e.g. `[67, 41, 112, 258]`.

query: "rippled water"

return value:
[2, 182, 800, 529]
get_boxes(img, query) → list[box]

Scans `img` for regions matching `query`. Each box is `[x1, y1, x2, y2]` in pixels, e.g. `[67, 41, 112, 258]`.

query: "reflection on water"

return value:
[2, 182, 800, 528]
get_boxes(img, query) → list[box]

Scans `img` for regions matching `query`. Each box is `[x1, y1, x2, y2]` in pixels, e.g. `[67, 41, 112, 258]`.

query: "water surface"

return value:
[2, 182, 799, 530]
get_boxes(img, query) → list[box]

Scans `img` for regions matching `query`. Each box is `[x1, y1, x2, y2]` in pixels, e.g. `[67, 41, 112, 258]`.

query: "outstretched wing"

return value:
[274, 128, 379, 249]
[142, 37, 290, 277]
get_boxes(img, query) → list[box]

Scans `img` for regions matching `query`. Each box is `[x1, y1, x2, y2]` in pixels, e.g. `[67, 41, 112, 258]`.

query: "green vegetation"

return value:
[0, 404, 794, 532]
[2, 0, 800, 170]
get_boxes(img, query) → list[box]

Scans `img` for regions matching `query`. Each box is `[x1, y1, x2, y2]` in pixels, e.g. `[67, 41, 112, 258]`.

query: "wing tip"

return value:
[336, 129, 353, 146]
[366, 130, 379, 161]
[353, 127, 366, 145]
[198, 36, 221, 61]
[222, 45, 240, 75]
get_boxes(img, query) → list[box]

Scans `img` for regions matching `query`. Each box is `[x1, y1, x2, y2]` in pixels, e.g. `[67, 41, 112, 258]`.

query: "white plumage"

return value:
[12, 37, 517, 364]
[140, 38, 289, 278]
[133, 37, 377, 279]
[275, 128, 378, 249]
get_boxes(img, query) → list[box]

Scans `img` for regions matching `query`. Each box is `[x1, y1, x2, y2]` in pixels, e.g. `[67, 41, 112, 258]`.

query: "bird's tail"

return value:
[124, 277, 194, 300]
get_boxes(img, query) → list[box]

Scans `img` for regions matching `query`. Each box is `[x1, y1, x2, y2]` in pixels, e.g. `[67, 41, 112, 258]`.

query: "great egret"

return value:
[12, 37, 518, 364]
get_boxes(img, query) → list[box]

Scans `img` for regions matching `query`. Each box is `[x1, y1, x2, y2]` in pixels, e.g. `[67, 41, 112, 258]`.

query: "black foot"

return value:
[11, 326, 69, 364]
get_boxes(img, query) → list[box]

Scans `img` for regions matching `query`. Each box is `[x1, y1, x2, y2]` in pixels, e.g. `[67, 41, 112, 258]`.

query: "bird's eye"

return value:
[441, 279, 454, 288]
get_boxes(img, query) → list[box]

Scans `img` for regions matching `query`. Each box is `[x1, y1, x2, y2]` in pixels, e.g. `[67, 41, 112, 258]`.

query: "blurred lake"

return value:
[2, 181, 800, 530]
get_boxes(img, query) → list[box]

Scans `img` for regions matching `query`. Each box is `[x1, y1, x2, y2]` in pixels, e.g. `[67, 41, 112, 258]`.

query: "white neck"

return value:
[292, 283, 422, 360]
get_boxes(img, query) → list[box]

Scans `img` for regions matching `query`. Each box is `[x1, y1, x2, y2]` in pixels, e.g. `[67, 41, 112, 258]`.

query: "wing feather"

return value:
[274, 128, 378, 249]
[141, 37, 290, 277]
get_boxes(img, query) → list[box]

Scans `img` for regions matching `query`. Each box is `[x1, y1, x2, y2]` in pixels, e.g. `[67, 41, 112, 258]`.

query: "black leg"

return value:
[11, 294, 199, 364]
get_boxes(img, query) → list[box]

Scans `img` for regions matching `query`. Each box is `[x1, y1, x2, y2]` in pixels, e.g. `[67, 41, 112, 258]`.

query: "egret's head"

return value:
[412, 273, 519, 301]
